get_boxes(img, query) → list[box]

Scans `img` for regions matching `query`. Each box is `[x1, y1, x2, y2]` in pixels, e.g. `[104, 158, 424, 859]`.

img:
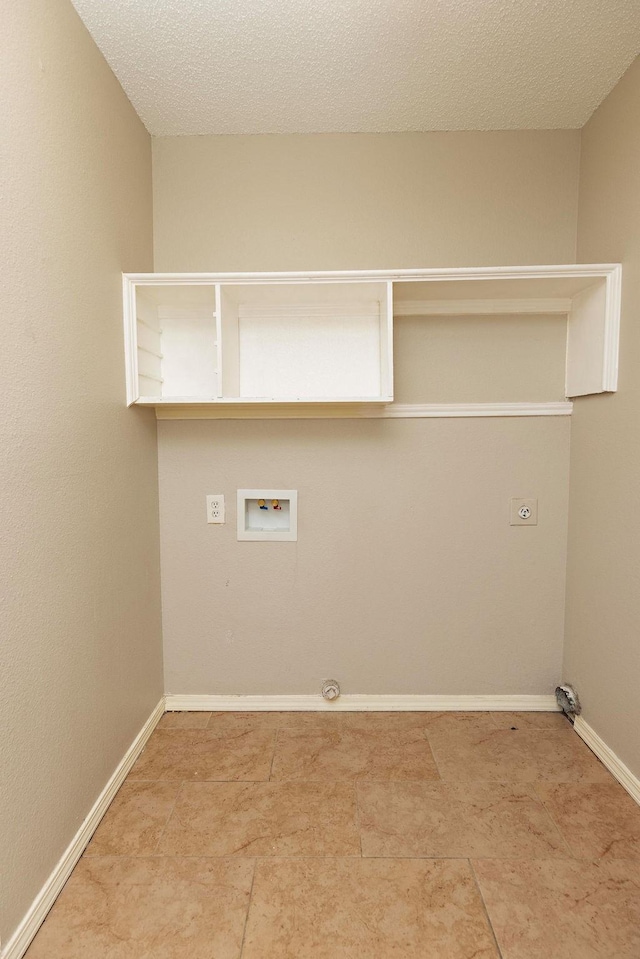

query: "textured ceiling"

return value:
[70, 0, 640, 135]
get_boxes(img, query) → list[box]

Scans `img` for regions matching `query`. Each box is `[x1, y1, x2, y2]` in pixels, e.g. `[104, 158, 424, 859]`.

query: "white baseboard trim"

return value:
[2, 698, 165, 959]
[573, 716, 640, 806]
[164, 693, 559, 712]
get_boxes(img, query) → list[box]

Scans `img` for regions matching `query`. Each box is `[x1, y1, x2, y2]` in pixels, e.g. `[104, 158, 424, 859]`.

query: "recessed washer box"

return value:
[237, 489, 298, 541]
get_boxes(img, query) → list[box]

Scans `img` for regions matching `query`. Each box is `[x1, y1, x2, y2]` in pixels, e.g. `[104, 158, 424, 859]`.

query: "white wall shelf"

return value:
[123, 264, 621, 416]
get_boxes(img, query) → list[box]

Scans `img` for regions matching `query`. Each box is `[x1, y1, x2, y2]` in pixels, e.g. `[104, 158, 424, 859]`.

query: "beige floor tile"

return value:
[489, 711, 569, 730]
[84, 781, 180, 856]
[128, 727, 276, 781]
[277, 711, 370, 730]
[207, 711, 282, 730]
[271, 726, 440, 781]
[157, 710, 211, 729]
[25, 857, 254, 959]
[242, 858, 500, 958]
[536, 781, 640, 859]
[473, 858, 640, 959]
[358, 781, 569, 859]
[419, 711, 501, 731]
[278, 710, 495, 733]
[427, 725, 613, 782]
[350, 711, 498, 733]
[157, 780, 360, 857]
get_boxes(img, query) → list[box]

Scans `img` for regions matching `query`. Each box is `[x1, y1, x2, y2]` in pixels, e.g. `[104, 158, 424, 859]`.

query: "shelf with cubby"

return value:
[123, 264, 621, 417]
[124, 275, 393, 407]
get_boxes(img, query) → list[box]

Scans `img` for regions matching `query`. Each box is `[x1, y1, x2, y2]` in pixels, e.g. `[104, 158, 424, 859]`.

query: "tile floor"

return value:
[25, 711, 640, 958]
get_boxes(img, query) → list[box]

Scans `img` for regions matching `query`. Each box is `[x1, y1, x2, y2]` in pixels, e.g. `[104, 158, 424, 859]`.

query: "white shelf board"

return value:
[125, 264, 621, 285]
[137, 395, 393, 405]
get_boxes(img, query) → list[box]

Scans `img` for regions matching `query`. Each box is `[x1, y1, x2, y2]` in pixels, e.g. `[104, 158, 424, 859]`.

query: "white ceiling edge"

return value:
[71, 0, 640, 137]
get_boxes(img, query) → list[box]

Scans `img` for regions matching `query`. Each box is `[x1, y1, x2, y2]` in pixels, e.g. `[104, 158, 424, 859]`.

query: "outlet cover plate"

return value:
[206, 494, 225, 524]
[510, 497, 538, 525]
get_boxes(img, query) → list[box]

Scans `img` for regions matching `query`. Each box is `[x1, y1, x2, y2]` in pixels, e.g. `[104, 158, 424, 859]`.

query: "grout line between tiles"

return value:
[75, 852, 590, 861]
[424, 731, 444, 781]
[120, 854, 640, 862]
[353, 782, 364, 858]
[124, 776, 611, 785]
[530, 782, 577, 858]
[238, 859, 257, 959]
[150, 781, 184, 854]
[469, 858, 504, 959]
[268, 727, 279, 781]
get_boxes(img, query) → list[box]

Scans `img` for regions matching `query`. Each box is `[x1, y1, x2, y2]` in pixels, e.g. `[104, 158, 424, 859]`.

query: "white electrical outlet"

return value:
[206, 494, 225, 524]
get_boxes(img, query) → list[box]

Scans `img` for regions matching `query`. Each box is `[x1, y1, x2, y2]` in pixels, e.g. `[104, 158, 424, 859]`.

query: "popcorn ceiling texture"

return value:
[70, 0, 640, 136]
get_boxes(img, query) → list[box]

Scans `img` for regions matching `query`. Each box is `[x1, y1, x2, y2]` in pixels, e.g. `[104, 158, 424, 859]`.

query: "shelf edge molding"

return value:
[154, 401, 573, 420]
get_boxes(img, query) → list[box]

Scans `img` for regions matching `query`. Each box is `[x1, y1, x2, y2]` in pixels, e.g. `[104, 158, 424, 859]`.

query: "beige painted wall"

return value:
[394, 314, 567, 403]
[154, 132, 578, 696]
[0, 0, 162, 945]
[153, 131, 579, 272]
[564, 56, 640, 778]
[159, 417, 570, 695]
